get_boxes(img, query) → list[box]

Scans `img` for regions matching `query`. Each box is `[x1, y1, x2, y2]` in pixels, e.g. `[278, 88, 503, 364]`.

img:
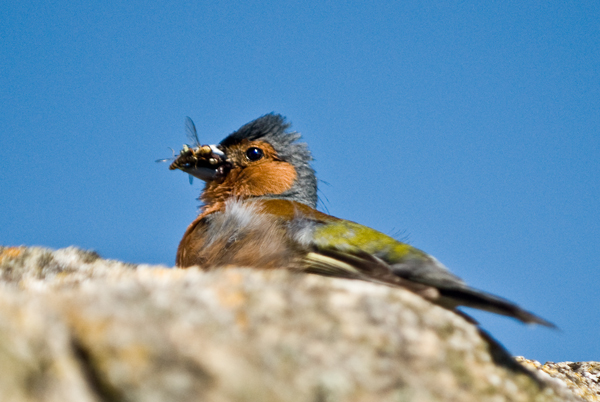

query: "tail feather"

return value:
[437, 287, 556, 328]
[301, 247, 555, 327]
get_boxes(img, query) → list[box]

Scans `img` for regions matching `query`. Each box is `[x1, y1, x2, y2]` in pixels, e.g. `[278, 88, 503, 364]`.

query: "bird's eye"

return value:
[246, 147, 264, 161]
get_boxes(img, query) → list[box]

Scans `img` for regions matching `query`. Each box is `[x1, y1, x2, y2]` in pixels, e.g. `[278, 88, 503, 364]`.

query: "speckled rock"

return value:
[517, 358, 600, 402]
[0, 246, 588, 402]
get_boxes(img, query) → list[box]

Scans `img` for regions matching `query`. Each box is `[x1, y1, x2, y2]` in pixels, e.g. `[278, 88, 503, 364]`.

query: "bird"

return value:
[169, 113, 554, 327]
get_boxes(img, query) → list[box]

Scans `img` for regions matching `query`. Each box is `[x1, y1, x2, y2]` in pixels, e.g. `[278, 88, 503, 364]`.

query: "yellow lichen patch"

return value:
[217, 288, 247, 309]
[64, 310, 113, 345]
[115, 344, 153, 377]
[53, 271, 73, 281]
[214, 271, 251, 315]
[0, 247, 24, 263]
[215, 275, 246, 309]
[63, 308, 153, 384]
[223, 270, 244, 285]
[235, 311, 249, 330]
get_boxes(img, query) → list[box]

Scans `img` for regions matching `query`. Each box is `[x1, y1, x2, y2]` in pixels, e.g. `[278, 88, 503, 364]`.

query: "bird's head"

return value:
[172, 114, 317, 209]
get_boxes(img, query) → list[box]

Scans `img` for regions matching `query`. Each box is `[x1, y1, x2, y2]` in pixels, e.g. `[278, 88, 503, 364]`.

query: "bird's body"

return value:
[177, 199, 331, 269]
[170, 113, 553, 327]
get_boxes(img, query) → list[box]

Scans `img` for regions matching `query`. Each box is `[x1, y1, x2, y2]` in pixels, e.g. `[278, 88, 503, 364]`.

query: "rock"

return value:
[517, 358, 600, 402]
[0, 246, 591, 401]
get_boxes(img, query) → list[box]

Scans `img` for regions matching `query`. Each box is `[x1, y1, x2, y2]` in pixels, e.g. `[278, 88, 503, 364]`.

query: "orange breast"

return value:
[176, 199, 333, 269]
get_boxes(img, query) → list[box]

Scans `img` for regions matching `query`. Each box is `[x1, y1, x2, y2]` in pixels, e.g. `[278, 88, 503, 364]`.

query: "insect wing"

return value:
[156, 148, 177, 163]
[185, 116, 201, 148]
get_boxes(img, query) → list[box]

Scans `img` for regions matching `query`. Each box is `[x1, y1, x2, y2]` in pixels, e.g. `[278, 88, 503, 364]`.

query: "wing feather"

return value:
[296, 218, 555, 327]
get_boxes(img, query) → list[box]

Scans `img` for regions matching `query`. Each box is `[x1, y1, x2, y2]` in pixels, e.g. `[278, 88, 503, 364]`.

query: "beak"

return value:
[170, 144, 229, 182]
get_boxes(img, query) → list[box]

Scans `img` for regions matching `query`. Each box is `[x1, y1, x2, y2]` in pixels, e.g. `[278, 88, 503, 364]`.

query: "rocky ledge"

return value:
[0, 246, 596, 402]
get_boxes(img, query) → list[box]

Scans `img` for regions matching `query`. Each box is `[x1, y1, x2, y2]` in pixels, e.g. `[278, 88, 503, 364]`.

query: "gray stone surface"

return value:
[0, 246, 590, 401]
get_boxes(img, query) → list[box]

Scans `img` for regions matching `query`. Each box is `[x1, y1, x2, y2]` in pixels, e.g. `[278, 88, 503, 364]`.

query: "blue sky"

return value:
[1, 1, 598, 363]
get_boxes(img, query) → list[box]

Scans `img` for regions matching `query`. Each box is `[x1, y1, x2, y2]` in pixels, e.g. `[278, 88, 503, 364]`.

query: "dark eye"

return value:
[246, 147, 264, 161]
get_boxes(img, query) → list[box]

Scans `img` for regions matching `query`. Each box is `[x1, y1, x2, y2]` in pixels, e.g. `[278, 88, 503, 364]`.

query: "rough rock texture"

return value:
[517, 358, 600, 402]
[0, 245, 592, 402]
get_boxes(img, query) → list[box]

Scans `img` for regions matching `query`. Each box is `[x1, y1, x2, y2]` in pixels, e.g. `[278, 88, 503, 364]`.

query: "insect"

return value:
[157, 117, 226, 184]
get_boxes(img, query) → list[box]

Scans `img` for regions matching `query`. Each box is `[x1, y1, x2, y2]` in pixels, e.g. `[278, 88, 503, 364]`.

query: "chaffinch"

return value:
[167, 113, 553, 327]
